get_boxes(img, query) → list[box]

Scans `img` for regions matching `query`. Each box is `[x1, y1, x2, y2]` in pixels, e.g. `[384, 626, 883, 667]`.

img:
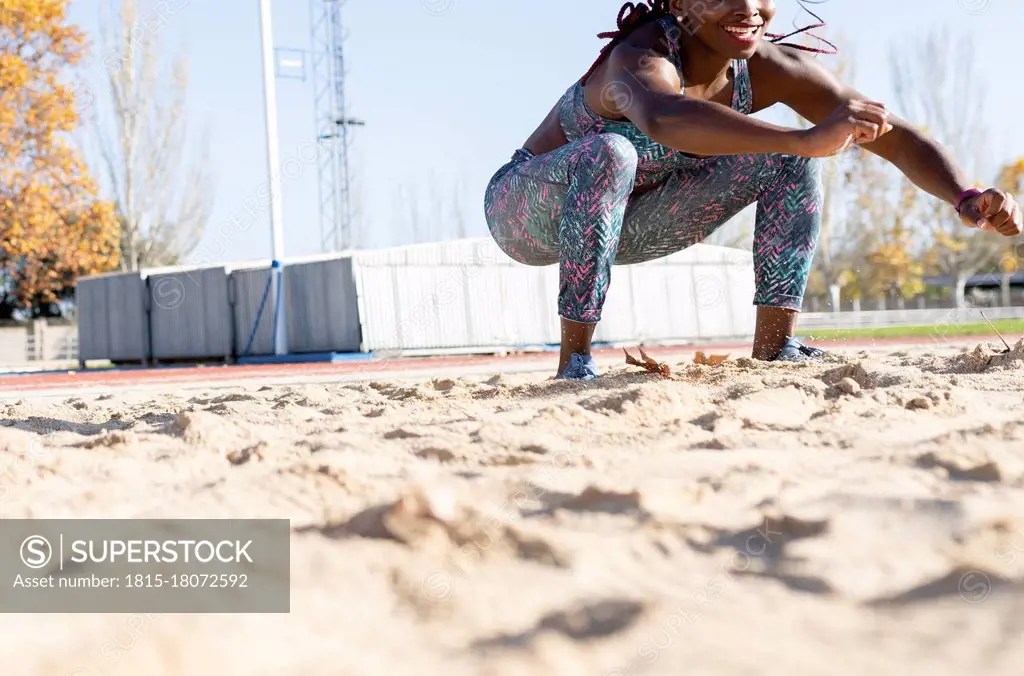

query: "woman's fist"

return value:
[959, 188, 1023, 237]
[796, 100, 893, 158]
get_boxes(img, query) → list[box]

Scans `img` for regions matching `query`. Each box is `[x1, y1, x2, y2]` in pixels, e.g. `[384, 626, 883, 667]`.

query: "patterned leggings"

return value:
[483, 133, 823, 323]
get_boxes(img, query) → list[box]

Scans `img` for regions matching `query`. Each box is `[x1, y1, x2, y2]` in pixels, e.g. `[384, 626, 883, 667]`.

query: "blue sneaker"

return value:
[556, 353, 600, 381]
[773, 337, 827, 363]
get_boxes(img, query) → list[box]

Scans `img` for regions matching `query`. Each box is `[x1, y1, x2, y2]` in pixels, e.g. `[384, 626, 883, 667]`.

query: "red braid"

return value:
[767, 24, 838, 55]
[582, 0, 837, 84]
[766, 1, 838, 55]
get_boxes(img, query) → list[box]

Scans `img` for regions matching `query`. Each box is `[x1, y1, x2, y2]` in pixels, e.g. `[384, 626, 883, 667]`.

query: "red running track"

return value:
[0, 334, 1001, 396]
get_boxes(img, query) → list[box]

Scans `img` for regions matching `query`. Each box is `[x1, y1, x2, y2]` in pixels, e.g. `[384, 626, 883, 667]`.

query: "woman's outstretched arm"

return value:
[767, 45, 1022, 236]
[601, 42, 889, 158]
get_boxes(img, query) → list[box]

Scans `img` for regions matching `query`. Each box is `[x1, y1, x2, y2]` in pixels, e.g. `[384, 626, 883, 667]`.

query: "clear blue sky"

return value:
[66, 0, 1024, 265]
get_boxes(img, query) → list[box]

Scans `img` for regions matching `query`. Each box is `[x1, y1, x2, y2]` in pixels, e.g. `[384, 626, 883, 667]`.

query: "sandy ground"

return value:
[1, 339, 1024, 675]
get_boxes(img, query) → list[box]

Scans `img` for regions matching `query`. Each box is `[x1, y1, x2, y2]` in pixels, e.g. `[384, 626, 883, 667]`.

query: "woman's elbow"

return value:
[630, 109, 674, 144]
[630, 97, 697, 145]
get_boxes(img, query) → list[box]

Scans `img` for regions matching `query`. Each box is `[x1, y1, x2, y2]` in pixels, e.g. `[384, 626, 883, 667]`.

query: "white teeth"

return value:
[724, 26, 758, 36]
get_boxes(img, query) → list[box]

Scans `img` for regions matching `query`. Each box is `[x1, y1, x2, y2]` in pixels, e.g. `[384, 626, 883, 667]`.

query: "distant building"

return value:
[922, 272, 1024, 306]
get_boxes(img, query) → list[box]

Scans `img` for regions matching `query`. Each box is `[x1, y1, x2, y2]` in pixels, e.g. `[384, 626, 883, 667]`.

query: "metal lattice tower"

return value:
[310, 0, 363, 253]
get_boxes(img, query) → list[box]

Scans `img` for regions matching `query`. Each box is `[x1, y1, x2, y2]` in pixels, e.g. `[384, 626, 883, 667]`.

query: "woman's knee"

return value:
[760, 153, 823, 206]
[781, 154, 822, 187]
[582, 133, 639, 179]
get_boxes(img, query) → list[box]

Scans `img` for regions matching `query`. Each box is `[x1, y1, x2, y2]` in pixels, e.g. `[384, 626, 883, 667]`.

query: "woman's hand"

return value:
[795, 100, 894, 158]
[959, 189, 1024, 236]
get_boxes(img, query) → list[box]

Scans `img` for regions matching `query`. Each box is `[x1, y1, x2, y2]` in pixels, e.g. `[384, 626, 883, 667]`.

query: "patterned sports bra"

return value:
[556, 16, 754, 190]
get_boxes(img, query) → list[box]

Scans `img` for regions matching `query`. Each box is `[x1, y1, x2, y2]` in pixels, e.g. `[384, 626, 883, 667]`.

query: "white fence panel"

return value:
[230, 266, 275, 357]
[352, 238, 757, 352]
[148, 267, 233, 361]
[800, 306, 1024, 331]
[75, 272, 149, 363]
[0, 328, 29, 364]
[284, 258, 361, 354]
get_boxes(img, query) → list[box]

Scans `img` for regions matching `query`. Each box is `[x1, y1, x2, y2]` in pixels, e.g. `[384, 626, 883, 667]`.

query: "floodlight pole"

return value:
[259, 0, 288, 355]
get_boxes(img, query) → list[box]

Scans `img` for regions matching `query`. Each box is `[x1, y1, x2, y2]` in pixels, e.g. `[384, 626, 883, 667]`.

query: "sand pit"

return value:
[1, 340, 1024, 675]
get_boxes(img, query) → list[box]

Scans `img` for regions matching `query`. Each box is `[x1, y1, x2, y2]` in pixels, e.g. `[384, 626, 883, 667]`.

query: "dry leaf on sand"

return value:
[694, 351, 731, 366]
[623, 347, 671, 377]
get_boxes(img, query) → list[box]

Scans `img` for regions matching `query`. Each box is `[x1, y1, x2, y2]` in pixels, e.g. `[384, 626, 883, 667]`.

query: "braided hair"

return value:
[581, 0, 837, 84]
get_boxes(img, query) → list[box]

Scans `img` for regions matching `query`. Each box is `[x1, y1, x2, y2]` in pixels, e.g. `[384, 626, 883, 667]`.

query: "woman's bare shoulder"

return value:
[748, 41, 840, 109]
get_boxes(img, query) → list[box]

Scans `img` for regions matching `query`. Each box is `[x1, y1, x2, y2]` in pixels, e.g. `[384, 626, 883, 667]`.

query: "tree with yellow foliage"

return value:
[863, 178, 926, 307]
[995, 158, 1024, 198]
[833, 146, 891, 308]
[993, 157, 1024, 304]
[794, 40, 930, 312]
[0, 0, 120, 318]
[892, 29, 1008, 307]
[828, 145, 927, 310]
